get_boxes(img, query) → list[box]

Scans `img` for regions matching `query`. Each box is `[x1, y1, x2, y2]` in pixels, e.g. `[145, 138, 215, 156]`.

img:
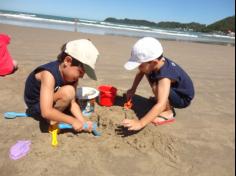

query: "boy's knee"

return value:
[58, 85, 76, 102]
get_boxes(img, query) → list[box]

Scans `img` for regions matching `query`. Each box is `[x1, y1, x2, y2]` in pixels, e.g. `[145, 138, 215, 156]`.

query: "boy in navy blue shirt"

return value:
[24, 39, 99, 132]
[122, 37, 194, 131]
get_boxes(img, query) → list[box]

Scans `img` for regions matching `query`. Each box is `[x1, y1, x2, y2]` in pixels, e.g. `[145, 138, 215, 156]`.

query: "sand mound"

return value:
[86, 91, 182, 164]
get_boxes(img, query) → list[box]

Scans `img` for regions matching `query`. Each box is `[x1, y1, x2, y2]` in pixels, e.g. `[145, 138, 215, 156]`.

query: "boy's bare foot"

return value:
[152, 109, 176, 126]
[12, 60, 18, 73]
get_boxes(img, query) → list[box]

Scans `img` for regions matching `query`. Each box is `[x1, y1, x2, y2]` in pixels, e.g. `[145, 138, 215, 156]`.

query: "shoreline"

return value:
[0, 19, 235, 46]
[106, 32, 235, 46]
[2, 23, 235, 46]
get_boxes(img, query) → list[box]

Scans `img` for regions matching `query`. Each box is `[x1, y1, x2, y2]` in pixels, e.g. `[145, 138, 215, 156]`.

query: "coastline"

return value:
[0, 11, 235, 46]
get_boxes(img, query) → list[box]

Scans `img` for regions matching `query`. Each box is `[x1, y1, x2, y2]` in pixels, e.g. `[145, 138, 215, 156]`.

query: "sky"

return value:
[0, 0, 235, 24]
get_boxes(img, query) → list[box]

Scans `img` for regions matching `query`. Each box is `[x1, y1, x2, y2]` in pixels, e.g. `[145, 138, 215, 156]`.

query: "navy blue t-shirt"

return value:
[148, 58, 195, 101]
[24, 61, 64, 108]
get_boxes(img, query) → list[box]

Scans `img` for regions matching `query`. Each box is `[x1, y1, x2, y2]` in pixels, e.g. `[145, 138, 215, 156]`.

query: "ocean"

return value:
[0, 10, 235, 45]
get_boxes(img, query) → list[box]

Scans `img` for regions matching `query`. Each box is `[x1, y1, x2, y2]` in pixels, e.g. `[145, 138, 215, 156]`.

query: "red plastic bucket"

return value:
[98, 85, 117, 107]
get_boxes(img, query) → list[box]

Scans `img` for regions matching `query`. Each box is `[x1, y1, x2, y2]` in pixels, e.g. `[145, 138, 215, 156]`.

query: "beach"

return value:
[0, 24, 235, 176]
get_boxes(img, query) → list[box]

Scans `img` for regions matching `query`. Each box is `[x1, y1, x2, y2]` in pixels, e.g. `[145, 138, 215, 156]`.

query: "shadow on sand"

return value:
[114, 94, 155, 137]
[27, 93, 155, 135]
[114, 94, 155, 119]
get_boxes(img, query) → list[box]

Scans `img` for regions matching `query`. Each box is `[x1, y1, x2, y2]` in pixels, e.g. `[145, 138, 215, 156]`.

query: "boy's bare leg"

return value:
[50, 85, 76, 125]
[145, 75, 174, 123]
[145, 74, 158, 102]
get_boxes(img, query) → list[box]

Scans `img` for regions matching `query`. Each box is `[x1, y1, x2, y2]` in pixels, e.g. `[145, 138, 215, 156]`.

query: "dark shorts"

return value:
[147, 74, 191, 109]
[26, 101, 72, 121]
[26, 103, 42, 121]
[25, 86, 60, 120]
[169, 89, 191, 109]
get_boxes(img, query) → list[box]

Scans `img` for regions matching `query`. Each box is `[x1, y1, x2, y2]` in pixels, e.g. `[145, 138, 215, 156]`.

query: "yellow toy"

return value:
[48, 124, 60, 147]
[49, 122, 101, 147]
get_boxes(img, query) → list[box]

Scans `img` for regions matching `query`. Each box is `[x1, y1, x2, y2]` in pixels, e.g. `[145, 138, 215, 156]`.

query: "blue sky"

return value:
[0, 0, 235, 24]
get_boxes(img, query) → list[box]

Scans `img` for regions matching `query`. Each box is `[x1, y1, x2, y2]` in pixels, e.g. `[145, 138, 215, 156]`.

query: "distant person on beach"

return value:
[0, 33, 18, 77]
[24, 39, 99, 132]
[74, 18, 78, 32]
[122, 37, 195, 131]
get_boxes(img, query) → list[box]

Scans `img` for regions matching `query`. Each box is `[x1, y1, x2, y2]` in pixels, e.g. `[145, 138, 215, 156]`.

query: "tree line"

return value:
[105, 16, 235, 34]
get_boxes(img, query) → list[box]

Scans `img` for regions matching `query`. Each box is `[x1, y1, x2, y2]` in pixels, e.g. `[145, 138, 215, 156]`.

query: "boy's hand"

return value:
[126, 89, 135, 100]
[72, 120, 83, 132]
[122, 119, 144, 131]
[83, 121, 93, 132]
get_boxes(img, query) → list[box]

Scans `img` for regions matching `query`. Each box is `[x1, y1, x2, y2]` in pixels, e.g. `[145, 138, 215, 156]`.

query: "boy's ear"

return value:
[153, 59, 159, 63]
[64, 56, 73, 66]
[151, 60, 158, 65]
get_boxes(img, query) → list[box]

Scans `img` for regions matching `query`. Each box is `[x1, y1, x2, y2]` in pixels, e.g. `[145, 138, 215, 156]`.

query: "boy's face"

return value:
[62, 56, 85, 84]
[138, 60, 157, 74]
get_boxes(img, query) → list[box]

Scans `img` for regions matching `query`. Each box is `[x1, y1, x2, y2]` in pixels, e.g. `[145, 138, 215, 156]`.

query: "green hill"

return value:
[204, 16, 235, 33]
[105, 18, 157, 27]
[104, 16, 235, 34]
[156, 22, 206, 32]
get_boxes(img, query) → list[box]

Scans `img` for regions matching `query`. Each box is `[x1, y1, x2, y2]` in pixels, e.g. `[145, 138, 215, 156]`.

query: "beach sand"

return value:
[0, 24, 235, 176]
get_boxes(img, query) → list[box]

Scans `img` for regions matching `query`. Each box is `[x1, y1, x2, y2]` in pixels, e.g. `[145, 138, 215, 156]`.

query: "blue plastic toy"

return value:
[4, 112, 28, 119]
[3, 112, 101, 136]
[58, 122, 101, 136]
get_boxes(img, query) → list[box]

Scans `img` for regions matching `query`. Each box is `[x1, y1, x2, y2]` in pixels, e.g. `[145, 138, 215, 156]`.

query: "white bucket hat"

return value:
[124, 37, 163, 70]
[65, 39, 99, 80]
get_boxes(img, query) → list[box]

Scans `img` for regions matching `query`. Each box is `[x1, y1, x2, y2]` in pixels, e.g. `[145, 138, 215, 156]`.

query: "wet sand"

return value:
[0, 24, 235, 176]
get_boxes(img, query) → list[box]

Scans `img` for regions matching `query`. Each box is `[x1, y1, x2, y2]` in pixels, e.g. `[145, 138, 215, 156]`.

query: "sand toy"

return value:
[9, 140, 31, 160]
[98, 85, 117, 107]
[59, 122, 101, 136]
[124, 99, 133, 110]
[4, 112, 28, 119]
[49, 122, 101, 147]
[77, 87, 100, 116]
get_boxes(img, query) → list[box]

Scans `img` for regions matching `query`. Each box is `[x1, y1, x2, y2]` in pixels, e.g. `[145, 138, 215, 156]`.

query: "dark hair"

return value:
[57, 43, 67, 63]
[57, 43, 84, 67]
[157, 54, 164, 61]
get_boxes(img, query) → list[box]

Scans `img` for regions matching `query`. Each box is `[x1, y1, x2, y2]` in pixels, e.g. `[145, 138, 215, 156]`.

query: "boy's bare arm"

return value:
[127, 71, 145, 100]
[139, 78, 171, 126]
[123, 78, 171, 131]
[131, 71, 145, 91]
[39, 71, 77, 125]
[70, 98, 85, 122]
[69, 80, 88, 123]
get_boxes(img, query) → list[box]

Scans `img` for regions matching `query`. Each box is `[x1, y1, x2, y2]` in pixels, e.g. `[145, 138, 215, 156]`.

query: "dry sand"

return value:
[0, 24, 235, 176]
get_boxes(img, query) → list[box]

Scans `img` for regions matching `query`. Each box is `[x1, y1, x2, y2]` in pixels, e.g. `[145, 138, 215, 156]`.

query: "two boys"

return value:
[24, 37, 194, 132]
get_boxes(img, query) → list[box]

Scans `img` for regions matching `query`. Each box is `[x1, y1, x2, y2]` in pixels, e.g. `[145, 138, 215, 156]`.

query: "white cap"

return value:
[65, 39, 99, 80]
[124, 37, 163, 70]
